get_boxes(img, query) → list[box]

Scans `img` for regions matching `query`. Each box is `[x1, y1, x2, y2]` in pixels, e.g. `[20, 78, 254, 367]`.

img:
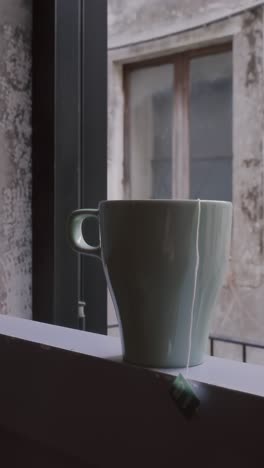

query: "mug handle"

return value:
[68, 209, 101, 259]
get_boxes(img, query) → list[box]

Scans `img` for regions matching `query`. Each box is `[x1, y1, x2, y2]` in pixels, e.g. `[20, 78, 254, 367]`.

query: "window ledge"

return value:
[0, 314, 263, 398]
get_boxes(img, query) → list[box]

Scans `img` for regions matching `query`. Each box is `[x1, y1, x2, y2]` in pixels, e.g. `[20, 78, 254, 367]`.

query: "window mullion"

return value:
[172, 54, 190, 199]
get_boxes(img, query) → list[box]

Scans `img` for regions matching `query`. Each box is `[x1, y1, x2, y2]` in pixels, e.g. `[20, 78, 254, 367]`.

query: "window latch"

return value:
[78, 301, 86, 331]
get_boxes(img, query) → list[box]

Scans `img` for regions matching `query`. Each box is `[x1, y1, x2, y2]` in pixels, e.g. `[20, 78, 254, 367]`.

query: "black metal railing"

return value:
[209, 335, 264, 363]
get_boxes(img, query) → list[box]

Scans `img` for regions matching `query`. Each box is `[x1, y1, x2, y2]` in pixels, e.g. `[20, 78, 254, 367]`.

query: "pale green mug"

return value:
[68, 200, 232, 368]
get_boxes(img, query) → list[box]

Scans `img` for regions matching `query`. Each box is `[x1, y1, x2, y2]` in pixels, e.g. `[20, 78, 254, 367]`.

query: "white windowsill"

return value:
[0, 314, 264, 398]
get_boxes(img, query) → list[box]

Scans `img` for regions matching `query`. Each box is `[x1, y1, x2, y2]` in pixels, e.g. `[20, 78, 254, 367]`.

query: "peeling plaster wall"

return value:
[0, 0, 32, 318]
[211, 7, 264, 362]
[109, 0, 263, 49]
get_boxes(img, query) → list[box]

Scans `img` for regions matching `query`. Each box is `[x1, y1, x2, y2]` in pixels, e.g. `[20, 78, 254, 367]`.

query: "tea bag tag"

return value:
[170, 373, 200, 418]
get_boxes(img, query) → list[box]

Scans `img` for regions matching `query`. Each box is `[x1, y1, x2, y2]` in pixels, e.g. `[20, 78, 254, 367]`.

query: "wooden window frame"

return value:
[124, 42, 232, 199]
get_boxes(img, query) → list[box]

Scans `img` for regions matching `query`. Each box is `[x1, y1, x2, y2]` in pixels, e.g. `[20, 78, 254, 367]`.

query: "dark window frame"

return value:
[32, 0, 107, 333]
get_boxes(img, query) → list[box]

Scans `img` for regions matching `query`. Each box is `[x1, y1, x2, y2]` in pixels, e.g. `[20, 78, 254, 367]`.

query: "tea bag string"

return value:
[186, 199, 201, 378]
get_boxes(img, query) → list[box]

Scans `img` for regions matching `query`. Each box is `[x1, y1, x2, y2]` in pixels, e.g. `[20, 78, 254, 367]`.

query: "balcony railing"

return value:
[209, 335, 264, 363]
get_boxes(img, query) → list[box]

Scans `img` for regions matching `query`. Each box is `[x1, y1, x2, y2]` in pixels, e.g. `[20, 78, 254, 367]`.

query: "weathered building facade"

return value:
[108, 0, 264, 362]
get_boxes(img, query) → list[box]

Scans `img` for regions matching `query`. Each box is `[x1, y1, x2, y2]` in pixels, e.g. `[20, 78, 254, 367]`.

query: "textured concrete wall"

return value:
[109, 0, 263, 48]
[0, 0, 32, 318]
[211, 8, 264, 363]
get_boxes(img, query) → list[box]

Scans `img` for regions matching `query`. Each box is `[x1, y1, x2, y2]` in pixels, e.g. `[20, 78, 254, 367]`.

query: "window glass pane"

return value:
[128, 65, 173, 199]
[190, 51, 232, 201]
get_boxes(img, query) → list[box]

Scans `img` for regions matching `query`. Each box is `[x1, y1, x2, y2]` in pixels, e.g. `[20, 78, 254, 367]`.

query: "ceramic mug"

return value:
[68, 200, 232, 368]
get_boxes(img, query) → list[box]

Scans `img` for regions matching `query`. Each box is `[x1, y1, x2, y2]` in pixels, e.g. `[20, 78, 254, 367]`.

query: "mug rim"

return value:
[100, 199, 232, 206]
